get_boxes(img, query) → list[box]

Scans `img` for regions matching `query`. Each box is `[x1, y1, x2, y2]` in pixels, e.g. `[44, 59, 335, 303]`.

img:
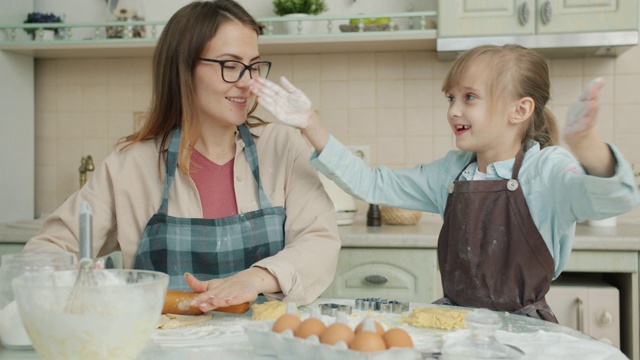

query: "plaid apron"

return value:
[134, 124, 286, 290]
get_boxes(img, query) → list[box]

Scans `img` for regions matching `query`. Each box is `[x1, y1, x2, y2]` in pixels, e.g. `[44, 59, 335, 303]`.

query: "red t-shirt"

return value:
[190, 149, 238, 219]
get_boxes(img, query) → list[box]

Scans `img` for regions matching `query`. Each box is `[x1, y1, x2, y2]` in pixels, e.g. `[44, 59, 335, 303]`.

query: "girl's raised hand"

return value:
[564, 77, 605, 138]
[249, 76, 314, 128]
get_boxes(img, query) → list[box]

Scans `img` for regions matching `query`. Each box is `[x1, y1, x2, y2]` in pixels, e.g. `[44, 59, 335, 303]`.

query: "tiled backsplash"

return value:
[34, 46, 640, 222]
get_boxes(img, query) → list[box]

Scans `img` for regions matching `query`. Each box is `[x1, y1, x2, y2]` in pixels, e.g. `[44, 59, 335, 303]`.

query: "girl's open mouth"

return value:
[454, 124, 470, 135]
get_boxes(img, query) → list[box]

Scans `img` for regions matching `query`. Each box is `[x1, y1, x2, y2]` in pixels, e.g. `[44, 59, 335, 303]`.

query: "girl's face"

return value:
[193, 21, 260, 130]
[445, 67, 522, 166]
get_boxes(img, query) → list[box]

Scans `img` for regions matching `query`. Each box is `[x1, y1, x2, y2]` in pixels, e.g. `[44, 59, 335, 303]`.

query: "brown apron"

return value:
[435, 148, 558, 323]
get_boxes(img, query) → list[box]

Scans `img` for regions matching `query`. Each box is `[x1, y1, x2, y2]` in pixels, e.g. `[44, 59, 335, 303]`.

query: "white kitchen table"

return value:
[0, 298, 628, 360]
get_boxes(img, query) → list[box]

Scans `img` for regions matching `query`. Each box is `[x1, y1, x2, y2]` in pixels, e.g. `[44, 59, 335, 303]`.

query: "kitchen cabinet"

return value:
[438, 0, 639, 37]
[547, 276, 621, 349]
[320, 248, 441, 302]
[436, 0, 640, 58]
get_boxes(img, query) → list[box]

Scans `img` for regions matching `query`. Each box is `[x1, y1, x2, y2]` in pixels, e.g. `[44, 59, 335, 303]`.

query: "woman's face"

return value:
[193, 21, 260, 129]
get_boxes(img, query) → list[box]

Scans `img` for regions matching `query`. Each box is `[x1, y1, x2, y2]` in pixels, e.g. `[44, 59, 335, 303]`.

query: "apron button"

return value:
[236, 175, 242, 182]
[507, 179, 519, 191]
[448, 183, 455, 193]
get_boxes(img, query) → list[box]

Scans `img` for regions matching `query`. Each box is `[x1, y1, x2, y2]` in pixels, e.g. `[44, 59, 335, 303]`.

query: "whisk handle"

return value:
[79, 201, 93, 263]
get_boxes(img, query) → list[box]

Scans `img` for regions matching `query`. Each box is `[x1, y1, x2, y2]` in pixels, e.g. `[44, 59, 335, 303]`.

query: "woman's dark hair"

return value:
[120, 0, 263, 175]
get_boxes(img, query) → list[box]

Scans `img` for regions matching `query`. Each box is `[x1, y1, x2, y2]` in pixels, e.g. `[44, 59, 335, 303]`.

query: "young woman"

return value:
[23, 0, 341, 311]
[250, 44, 640, 322]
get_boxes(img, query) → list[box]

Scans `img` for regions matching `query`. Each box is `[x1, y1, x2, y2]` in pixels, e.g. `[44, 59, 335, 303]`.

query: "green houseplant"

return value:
[23, 12, 63, 40]
[272, 0, 328, 16]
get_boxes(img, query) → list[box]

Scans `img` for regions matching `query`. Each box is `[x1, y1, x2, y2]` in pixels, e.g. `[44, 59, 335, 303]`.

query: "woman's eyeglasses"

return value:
[199, 58, 271, 83]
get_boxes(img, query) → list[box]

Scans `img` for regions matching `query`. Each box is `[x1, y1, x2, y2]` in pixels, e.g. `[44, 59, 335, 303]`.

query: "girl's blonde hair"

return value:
[441, 44, 558, 148]
[118, 0, 265, 175]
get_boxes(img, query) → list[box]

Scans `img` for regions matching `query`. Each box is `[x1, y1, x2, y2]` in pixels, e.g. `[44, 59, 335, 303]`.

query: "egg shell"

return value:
[349, 331, 386, 352]
[294, 317, 326, 339]
[320, 322, 355, 345]
[354, 319, 385, 336]
[272, 313, 301, 333]
[382, 327, 414, 348]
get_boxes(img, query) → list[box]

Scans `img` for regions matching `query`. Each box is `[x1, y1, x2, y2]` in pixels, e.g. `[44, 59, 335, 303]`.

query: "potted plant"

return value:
[23, 12, 63, 40]
[272, 0, 328, 34]
[273, 0, 328, 16]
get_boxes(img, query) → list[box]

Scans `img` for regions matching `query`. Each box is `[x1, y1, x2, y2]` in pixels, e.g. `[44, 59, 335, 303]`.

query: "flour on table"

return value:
[157, 313, 212, 330]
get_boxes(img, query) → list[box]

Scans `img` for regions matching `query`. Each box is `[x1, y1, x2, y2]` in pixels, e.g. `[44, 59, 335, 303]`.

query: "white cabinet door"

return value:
[438, 0, 536, 37]
[320, 248, 440, 303]
[438, 0, 639, 37]
[546, 278, 620, 349]
[537, 0, 639, 34]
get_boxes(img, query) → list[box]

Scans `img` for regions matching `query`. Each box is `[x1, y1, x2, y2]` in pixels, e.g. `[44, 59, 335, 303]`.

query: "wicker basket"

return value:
[379, 206, 422, 225]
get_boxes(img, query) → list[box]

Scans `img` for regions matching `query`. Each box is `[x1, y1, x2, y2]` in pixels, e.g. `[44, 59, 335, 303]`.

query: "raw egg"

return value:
[294, 317, 326, 339]
[349, 331, 386, 352]
[382, 327, 414, 348]
[272, 313, 301, 333]
[320, 322, 355, 346]
[354, 319, 384, 336]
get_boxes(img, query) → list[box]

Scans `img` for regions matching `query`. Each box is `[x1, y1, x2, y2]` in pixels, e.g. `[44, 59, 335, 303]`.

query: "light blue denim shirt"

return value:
[311, 135, 640, 279]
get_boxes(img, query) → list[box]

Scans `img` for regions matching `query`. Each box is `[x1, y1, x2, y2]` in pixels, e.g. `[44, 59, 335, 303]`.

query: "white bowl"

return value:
[12, 269, 168, 360]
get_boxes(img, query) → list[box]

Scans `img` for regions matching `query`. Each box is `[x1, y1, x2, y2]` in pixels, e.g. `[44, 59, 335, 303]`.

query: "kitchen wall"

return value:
[33, 45, 640, 222]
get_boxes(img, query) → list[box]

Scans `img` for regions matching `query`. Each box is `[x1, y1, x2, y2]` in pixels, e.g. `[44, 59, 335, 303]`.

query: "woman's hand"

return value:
[185, 268, 279, 312]
[249, 76, 314, 128]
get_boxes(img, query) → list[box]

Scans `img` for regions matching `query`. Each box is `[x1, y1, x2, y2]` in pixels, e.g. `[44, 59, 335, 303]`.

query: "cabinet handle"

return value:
[540, 1, 553, 24]
[518, 2, 530, 26]
[597, 311, 613, 326]
[576, 297, 584, 332]
[364, 275, 388, 285]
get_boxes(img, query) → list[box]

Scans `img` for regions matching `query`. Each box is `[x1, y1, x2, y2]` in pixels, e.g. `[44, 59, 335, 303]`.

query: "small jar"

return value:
[0, 252, 74, 349]
[441, 309, 523, 359]
[106, 0, 146, 39]
[366, 204, 381, 227]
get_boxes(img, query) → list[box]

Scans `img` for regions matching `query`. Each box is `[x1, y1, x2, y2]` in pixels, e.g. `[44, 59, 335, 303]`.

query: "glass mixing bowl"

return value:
[12, 269, 168, 360]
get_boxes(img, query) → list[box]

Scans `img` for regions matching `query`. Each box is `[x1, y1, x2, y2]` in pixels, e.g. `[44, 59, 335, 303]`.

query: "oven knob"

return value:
[597, 311, 613, 326]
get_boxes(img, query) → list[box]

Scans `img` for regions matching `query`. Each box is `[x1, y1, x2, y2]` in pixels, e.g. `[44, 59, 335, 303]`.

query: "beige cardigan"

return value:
[24, 123, 341, 305]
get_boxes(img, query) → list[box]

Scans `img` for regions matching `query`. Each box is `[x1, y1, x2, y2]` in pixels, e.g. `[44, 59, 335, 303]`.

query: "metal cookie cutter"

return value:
[319, 303, 353, 317]
[389, 300, 410, 313]
[355, 298, 409, 313]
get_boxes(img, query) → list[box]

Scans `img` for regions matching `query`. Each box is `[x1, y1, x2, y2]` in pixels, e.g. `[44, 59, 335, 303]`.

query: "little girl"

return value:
[250, 44, 640, 322]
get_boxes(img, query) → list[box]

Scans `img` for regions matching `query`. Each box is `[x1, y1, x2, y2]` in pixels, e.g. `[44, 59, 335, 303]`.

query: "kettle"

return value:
[318, 172, 356, 225]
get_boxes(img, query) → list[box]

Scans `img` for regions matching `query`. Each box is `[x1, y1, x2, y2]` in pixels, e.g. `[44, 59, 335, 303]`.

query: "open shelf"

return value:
[0, 12, 437, 58]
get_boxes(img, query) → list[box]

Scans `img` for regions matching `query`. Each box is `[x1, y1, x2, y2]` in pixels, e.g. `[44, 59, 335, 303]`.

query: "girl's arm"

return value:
[249, 76, 449, 213]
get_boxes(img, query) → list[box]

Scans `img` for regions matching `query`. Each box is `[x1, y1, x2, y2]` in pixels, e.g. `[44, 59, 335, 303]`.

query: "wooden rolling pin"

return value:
[163, 290, 250, 315]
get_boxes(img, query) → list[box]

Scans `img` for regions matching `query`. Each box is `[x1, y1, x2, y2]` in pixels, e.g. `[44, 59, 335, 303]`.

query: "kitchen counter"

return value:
[0, 219, 43, 244]
[338, 217, 640, 251]
[4, 217, 640, 250]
